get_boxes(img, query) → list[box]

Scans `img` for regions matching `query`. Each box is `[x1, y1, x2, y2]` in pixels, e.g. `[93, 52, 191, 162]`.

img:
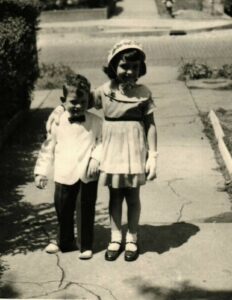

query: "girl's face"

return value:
[116, 59, 141, 84]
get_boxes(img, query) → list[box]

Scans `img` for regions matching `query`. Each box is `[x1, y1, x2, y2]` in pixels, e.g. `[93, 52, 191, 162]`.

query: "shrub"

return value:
[0, 0, 40, 126]
[178, 60, 212, 80]
[218, 64, 232, 79]
[39, 0, 111, 10]
[179, 60, 232, 81]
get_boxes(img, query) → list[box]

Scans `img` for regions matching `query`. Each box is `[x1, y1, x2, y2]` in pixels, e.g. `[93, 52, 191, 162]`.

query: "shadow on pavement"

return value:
[92, 222, 200, 254]
[135, 279, 232, 300]
[94, 224, 110, 253]
[139, 222, 200, 254]
[203, 211, 232, 223]
[0, 282, 20, 299]
[0, 108, 57, 258]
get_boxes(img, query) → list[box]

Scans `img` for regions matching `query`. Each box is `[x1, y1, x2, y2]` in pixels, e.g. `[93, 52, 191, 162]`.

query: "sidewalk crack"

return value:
[41, 227, 65, 288]
[167, 178, 183, 197]
[66, 282, 101, 299]
[56, 254, 65, 288]
[177, 201, 192, 222]
[30, 281, 118, 300]
[68, 281, 118, 300]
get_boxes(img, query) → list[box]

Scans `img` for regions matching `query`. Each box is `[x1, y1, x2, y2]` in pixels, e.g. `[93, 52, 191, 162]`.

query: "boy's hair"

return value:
[61, 74, 91, 103]
[65, 74, 91, 92]
[103, 49, 146, 80]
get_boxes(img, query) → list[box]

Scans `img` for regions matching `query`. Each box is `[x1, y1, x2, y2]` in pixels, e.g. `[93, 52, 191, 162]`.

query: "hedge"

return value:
[0, 0, 40, 127]
[39, 0, 112, 10]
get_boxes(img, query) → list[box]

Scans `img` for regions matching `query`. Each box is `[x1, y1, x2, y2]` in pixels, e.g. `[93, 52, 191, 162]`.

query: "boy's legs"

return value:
[54, 182, 79, 252]
[76, 180, 98, 253]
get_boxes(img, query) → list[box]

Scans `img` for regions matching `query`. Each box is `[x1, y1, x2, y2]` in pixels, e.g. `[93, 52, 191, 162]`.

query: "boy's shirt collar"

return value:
[68, 115, 86, 123]
[63, 111, 86, 124]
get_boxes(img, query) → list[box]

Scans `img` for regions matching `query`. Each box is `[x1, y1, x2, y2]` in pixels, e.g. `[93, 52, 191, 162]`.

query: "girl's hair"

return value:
[103, 49, 146, 79]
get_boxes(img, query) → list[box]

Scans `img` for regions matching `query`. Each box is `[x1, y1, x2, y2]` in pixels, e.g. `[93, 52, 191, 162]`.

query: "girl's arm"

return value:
[46, 105, 65, 133]
[144, 113, 158, 180]
[88, 91, 95, 109]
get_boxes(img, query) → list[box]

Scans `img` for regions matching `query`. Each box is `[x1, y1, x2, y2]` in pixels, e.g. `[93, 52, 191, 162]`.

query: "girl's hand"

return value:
[35, 175, 48, 189]
[87, 158, 100, 178]
[145, 151, 158, 180]
[46, 105, 65, 133]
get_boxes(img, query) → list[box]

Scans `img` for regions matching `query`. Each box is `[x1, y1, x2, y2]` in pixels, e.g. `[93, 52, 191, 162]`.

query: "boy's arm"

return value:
[144, 113, 158, 180]
[34, 124, 57, 185]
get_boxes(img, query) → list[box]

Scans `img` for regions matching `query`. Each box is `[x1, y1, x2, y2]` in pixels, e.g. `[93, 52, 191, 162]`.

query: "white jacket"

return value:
[34, 111, 102, 185]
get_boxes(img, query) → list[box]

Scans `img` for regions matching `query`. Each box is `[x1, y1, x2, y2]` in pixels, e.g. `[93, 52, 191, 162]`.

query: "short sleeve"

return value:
[92, 86, 103, 110]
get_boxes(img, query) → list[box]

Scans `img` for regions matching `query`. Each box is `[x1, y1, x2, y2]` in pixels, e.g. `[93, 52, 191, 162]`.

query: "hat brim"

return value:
[108, 45, 145, 65]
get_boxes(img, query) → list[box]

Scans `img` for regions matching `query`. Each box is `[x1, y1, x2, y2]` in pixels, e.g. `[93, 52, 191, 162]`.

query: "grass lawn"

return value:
[155, 0, 203, 16]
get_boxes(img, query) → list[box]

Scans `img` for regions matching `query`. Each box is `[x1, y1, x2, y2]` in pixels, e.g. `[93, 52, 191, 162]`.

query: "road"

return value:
[38, 29, 232, 69]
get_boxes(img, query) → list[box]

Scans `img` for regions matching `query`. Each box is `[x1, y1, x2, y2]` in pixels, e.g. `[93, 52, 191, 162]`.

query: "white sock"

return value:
[108, 230, 122, 251]
[126, 233, 138, 251]
[111, 230, 122, 242]
[126, 232, 137, 243]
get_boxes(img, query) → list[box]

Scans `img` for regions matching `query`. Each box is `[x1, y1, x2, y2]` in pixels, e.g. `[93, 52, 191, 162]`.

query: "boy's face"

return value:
[64, 85, 89, 117]
[116, 59, 140, 84]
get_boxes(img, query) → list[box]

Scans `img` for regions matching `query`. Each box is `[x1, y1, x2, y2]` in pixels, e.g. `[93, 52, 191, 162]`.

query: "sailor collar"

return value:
[103, 81, 151, 103]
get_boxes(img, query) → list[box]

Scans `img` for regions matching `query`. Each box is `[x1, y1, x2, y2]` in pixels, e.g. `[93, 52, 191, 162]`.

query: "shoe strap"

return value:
[109, 241, 121, 245]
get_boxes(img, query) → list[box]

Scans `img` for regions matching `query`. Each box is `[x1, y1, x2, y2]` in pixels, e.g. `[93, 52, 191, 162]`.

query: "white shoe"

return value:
[79, 250, 93, 260]
[45, 242, 59, 254]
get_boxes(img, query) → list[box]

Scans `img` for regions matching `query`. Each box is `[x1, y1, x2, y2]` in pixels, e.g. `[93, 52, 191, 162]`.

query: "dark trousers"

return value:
[54, 180, 98, 252]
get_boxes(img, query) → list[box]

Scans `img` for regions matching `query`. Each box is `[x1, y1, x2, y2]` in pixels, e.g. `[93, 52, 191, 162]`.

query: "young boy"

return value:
[34, 74, 102, 259]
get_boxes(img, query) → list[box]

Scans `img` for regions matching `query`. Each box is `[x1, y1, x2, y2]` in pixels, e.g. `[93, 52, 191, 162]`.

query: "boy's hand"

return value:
[46, 105, 65, 133]
[145, 157, 157, 181]
[87, 158, 100, 178]
[35, 175, 48, 189]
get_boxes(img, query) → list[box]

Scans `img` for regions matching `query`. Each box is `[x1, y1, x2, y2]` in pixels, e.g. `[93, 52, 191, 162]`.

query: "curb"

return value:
[185, 22, 232, 34]
[186, 79, 232, 90]
[209, 110, 232, 177]
[39, 21, 232, 37]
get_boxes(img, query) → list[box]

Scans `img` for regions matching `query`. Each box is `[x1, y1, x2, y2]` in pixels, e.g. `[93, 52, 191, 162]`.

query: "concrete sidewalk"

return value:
[1, 66, 232, 299]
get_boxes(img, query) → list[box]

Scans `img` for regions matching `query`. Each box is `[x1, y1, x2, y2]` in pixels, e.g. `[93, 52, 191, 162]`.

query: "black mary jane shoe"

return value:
[124, 242, 139, 262]
[105, 241, 122, 261]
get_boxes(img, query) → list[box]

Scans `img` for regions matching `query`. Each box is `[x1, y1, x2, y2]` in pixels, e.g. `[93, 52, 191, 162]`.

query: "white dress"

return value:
[93, 80, 155, 188]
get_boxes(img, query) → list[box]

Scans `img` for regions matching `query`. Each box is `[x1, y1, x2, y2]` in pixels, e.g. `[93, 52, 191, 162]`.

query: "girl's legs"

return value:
[125, 187, 141, 252]
[108, 187, 124, 251]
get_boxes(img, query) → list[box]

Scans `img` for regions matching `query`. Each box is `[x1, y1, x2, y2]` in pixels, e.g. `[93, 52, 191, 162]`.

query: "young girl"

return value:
[48, 40, 158, 262]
